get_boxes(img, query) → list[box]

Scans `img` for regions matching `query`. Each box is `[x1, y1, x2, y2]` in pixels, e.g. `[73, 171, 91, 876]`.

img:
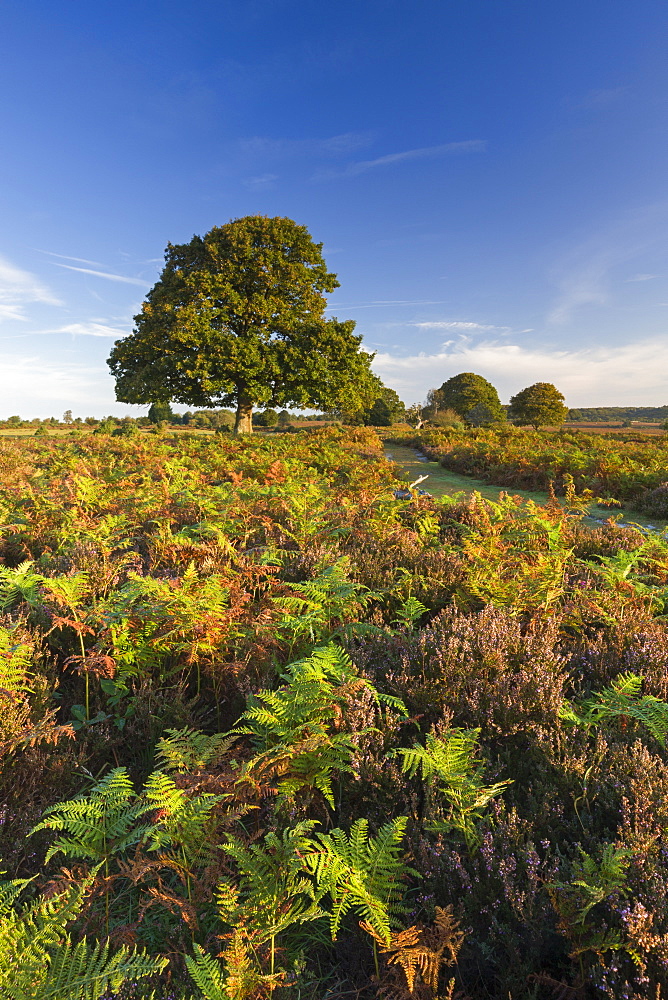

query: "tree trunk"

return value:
[234, 397, 253, 434]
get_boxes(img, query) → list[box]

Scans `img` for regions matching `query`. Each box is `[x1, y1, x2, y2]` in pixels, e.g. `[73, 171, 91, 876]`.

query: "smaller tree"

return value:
[364, 387, 406, 426]
[62, 409, 73, 424]
[509, 382, 567, 430]
[422, 387, 445, 421]
[148, 402, 174, 424]
[438, 373, 505, 425]
[253, 408, 279, 427]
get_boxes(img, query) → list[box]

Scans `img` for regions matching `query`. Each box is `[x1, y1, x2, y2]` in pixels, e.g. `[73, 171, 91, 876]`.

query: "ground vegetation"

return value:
[2, 427, 668, 997]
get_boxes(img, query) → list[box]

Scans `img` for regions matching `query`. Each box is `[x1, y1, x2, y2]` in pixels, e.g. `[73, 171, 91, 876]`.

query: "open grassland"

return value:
[4, 427, 668, 998]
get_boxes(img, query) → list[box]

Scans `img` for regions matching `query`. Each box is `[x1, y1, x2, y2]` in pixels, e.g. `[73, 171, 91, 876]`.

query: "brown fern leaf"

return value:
[362, 907, 465, 997]
[117, 848, 170, 884]
[0, 712, 75, 754]
[107, 922, 139, 948]
[41, 865, 92, 899]
[141, 886, 199, 930]
[220, 927, 284, 1000]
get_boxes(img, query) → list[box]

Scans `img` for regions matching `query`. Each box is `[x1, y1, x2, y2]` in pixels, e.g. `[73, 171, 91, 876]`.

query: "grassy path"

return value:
[383, 440, 668, 532]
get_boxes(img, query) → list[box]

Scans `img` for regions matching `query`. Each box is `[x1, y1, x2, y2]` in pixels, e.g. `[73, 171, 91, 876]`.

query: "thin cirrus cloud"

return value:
[326, 299, 448, 311]
[0, 256, 62, 322]
[35, 249, 106, 267]
[315, 140, 487, 180]
[51, 322, 129, 338]
[547, 202, 668, 324]
[243, 173, 279, 190]
[238, 131, 376, 161]
[411, 320, 510, 332]
[371, 336, 668, 407]
[52, 263, 149, 287]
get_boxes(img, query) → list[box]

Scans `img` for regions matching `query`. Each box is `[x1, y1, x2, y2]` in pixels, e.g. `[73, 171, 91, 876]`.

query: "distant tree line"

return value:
[566, 406, 668, 423]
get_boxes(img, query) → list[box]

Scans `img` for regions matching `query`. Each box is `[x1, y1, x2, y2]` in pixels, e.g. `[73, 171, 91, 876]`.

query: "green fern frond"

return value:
[39, 935, 166, 1000]
[548, 843, 632, 925]
[41, 572, 91, 611]
[560, 673, 668, 746]
[395, 730, 512, 851]
[0, 872, 166, 998]
[0, 561, 45, 612]
[187, 933, 282, 1000]
[29, 768, 152, 864]
[186, 943, 228, 1000]
[230, 644, 405, 807]
[156, 727, 240, 771]
[143, 770, 226, 865]
[302, 817, 415, 945]
[0, 625, 33, 696]
[220, 822, 324, 947]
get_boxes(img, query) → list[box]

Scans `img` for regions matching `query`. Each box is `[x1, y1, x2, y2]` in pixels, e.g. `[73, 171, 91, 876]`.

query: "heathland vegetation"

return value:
[389, 424, 668, 517]
[4, 426, 668, 999]
[5, 216, 668, 999]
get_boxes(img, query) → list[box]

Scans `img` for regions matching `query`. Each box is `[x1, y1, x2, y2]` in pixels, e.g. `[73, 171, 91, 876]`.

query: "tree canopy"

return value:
[107, 216, 378, 433]
[147, 402, 173, 425]
[509, 382, 567, 429]
[437, 373, 505, 425]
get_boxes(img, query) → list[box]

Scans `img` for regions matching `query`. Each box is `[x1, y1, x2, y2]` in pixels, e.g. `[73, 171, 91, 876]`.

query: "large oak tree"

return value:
[107, 216, 378, 433]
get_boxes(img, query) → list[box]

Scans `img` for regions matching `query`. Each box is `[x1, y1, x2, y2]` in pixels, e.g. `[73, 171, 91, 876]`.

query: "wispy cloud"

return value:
[35, 249, 105, 266]
[371, 336, 668, 407]
[626, 273, 659, 283]
[0, 256, 62, 322]
[49, 322, 129, 338]
[238, 131, 375, 160]
[243, 173, 278, 190]
[411, 320, 509, 332]
[578, 87, 626, 111]
[53, 263, 148, 287]
[547, 203, 668, 324]
[0, 353, 132, 415]
[316, 140, 486, 180]
[326, 299, 448, 311]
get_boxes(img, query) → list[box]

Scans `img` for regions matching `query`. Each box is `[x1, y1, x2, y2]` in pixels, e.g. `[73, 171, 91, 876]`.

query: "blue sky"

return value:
[1, 0, 668, 417]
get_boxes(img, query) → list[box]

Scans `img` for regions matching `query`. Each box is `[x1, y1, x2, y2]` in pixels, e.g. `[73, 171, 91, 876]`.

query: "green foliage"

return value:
[547, 845, 636, 964]
[362, 386, 406, 427]
[10, 423, 668, 996]
[220, 822, 324, 975]
[437, 373, 505, 425]
[148, 402, 174, 424]
[186, 935, 281, 1000]
[0, 874, 166, 999]
[302, 817, 415, 945]
[395, 730, 511, 850]
[0, 561, 45, 612]
[0, 624, 33, 696]
[107, 216, 378, 432]
[29, 768, 152, 866]
[560, 672, 668, 745]
[231, 645, 369, 807]
[143, 770, 226, 868]
[273, 558, 379, 650]
[156, 727, 238, 772]
[509, 381, 567, 429]
[252, 408, 279, 427]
